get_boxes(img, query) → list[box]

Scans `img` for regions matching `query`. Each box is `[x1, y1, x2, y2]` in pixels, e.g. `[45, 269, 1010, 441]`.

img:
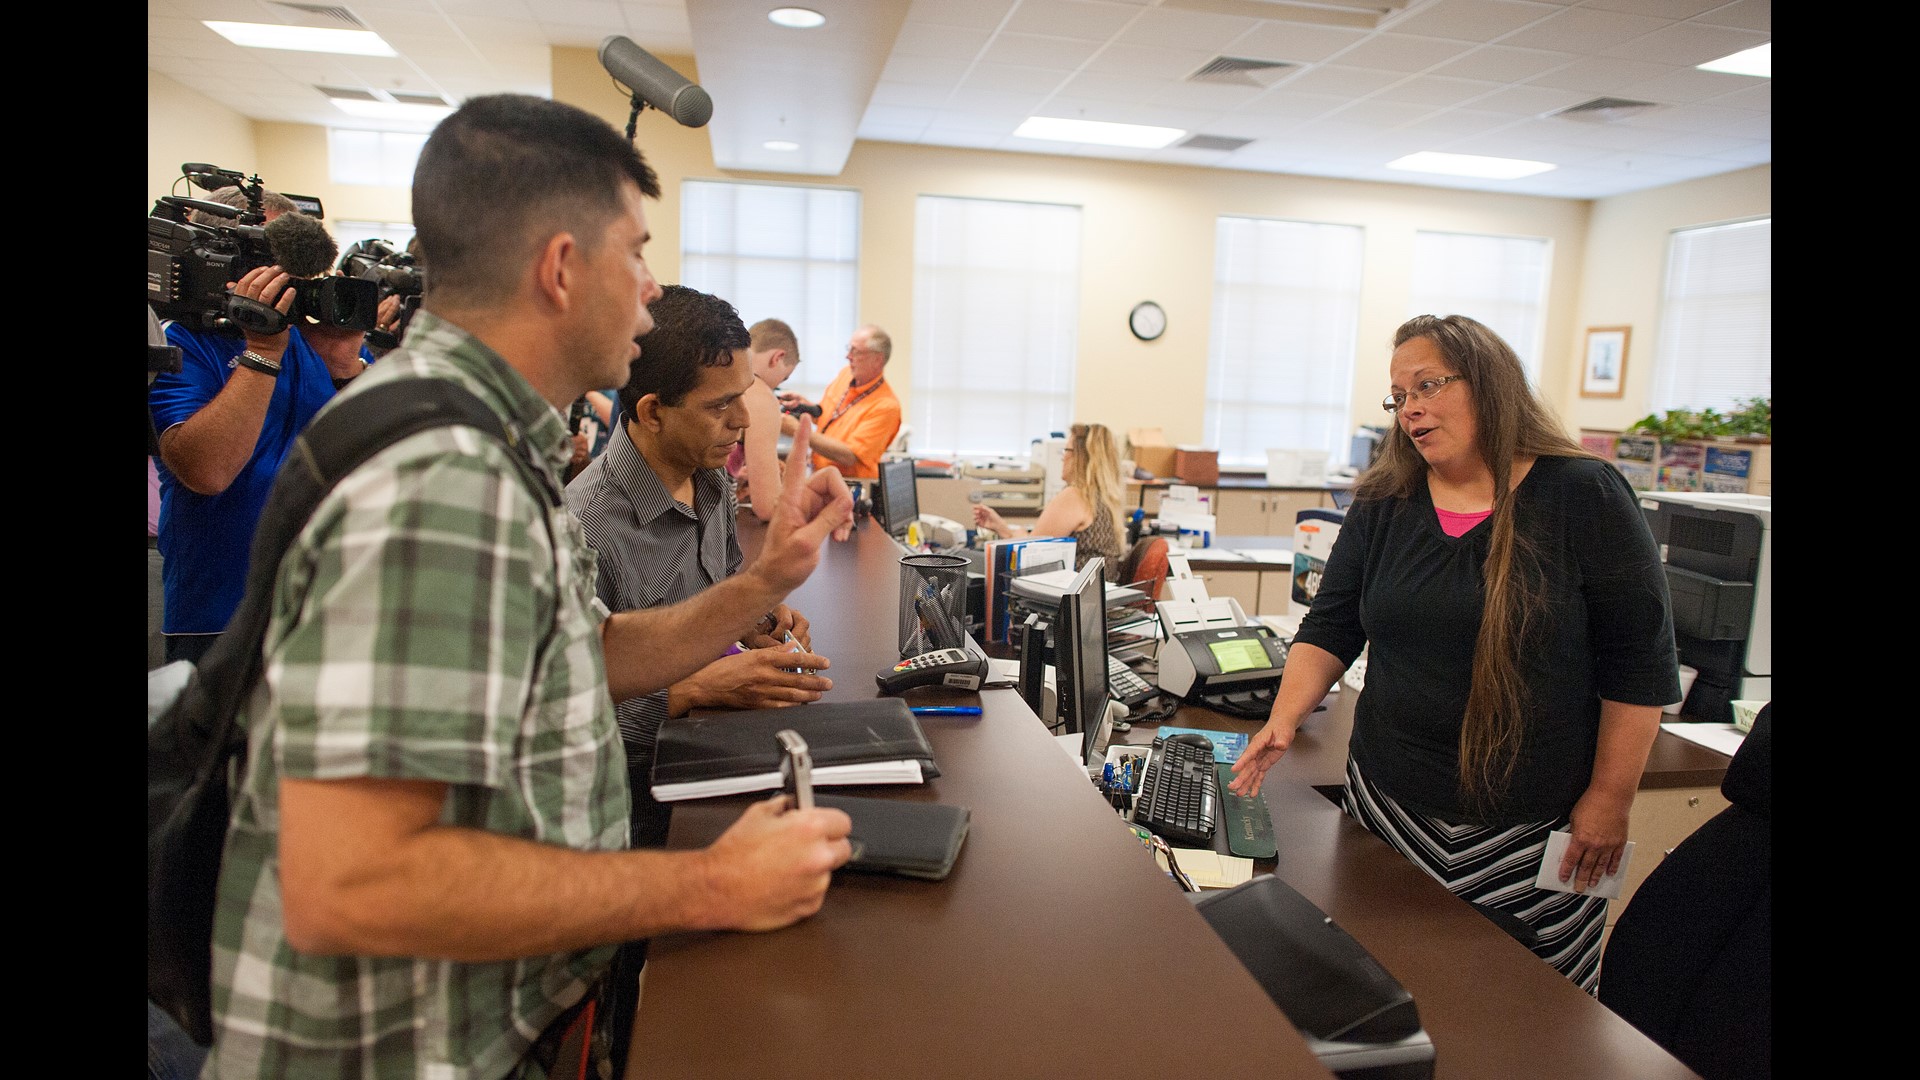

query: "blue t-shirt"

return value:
[148, 322, 367, 634]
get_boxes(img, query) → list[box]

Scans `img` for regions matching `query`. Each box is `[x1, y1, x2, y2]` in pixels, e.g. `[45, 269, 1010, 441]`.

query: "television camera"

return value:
[147, 163, 379, 337]
[337, 239, 424, 351]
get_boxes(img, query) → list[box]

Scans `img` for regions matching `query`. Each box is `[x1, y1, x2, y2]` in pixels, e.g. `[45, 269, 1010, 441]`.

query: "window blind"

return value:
[1205, 217, 1364, 466]
[1409, 230, 1551, 382]
[911, 195, 1082, 457]
[1652, 218, 1771, 414]
[681, 179, 860, 403]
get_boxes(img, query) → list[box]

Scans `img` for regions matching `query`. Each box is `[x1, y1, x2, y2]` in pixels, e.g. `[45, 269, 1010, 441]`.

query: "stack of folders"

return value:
[650, 698, 940, 803]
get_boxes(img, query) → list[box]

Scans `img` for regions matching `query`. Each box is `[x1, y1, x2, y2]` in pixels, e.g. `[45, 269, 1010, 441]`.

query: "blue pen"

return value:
[909, 706, 982, 716]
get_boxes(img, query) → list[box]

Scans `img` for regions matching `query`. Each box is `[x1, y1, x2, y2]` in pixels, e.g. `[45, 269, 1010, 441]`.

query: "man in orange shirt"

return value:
[779, 324, 901, 479]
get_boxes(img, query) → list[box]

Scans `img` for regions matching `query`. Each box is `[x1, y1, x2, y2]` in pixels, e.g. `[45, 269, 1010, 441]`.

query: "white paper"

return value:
[653, 759, 924, 803]
[1660, 721, 1746, 757]
[1230, 548, 1294, 564]
[1533, 830, 1633, 900]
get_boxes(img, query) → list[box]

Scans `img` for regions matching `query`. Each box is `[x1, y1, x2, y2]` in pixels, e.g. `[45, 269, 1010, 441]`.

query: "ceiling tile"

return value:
[1498, 6, 1672, 53]
[1384, 0, 1562, 43]
[1524, 55, 1674, 95]
[1333, 32, 1479, 74]
[1370, 75, 1505, 108]
[869, 81, 957, 109]
[879, 55, 975, 86]
[891, 22, 992, 58]
[1276, 63, 1406, 98]
[1600, 21, 1769, 66]
[1003, 0, 1144, 41]
[1582, 0, 1725, 19]
[1081, 42, 1215, 79]
[1115, 7, 1258, 52]
[1220, 20, 1365, 63]
[980, 32, 1104, 69]
[1430, 44, 1574, 83]
[962, 62, 1077, 96]
[906, 0, 1021, 32]
[1691, 0, 1771, 33]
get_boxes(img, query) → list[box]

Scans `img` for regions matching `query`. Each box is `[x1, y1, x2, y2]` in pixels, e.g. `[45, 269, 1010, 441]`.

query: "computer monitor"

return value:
[876, 458, 919, 540]
[1051, 557, 1114, 767]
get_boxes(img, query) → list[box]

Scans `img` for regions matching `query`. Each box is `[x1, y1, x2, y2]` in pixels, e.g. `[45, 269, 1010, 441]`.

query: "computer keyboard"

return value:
[1133, 733, 1217, 847]
[1107, 654, 1157, 708]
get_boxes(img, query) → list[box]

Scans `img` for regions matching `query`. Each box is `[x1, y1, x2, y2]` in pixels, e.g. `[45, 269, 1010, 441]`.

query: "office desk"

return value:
[627, 514, 1704, 1079]
[628, 517, 1332, 1080]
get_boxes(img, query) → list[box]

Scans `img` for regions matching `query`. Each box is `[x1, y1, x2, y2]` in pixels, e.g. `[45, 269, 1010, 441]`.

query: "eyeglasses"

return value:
[1381, 374, 1464, 413]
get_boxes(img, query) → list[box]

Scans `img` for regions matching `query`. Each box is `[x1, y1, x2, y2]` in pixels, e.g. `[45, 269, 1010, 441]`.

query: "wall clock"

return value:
[1129, 300, 1166, 341]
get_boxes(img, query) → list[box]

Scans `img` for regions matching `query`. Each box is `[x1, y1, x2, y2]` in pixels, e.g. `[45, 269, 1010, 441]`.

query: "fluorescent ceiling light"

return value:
[1697, 43, 1770, 77]
[206, 21, 395, 56]
[768, 7, 826, 29]
[763, 140, 800, 151]
[332, 99, 454, 123]
[1387, 151, 1555, 180]
[1013, 116, 1185, 149]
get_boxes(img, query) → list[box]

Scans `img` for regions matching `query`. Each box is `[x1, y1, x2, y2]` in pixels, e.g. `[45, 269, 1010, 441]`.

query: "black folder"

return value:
[650, 698, 940, 802]
[816, 794, 971, 881]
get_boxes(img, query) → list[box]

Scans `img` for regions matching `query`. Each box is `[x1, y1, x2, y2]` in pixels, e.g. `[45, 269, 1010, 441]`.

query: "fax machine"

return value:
[1157, 623, 1288, 718]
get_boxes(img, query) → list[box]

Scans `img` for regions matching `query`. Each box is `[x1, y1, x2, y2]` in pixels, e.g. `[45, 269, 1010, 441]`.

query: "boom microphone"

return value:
[598, 35, 712, 128]
[263, 212, 339, 279]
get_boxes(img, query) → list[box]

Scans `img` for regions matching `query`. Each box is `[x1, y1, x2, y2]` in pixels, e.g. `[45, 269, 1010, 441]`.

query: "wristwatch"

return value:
[232, 350, 281, 377]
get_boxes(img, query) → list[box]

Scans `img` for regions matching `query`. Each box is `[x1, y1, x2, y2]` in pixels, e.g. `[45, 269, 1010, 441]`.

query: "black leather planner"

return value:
[815, 794, 971, 881]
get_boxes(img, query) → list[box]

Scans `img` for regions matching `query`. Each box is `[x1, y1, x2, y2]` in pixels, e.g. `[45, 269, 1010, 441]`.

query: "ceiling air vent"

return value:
[1176, 133, 1255, 152]
[1549, 96, 1663, 124]
[389, 91, 451, 107]
[270, 3, 366, 28]
[316, 85, 380, 102]
[1189, 56, 1296, 88]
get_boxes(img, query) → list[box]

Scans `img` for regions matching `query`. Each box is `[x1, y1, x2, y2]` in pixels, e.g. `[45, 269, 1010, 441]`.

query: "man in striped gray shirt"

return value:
[567, 284, 831, 851]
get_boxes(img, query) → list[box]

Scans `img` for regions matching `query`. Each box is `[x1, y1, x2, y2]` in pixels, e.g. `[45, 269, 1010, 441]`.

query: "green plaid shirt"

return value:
[205, 312, 631, 1080]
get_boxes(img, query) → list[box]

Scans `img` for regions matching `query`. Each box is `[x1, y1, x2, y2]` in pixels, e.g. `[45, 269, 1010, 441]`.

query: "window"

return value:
[327, 129, 428, 187]
[1651, 217, 1771, 413]
[331, 220, 415, 256]
[1205, 217, 1364, 466]
[1409, 230, 1551, 382]
[911, 196, 1082, 457]
[681, 179, 860, 403]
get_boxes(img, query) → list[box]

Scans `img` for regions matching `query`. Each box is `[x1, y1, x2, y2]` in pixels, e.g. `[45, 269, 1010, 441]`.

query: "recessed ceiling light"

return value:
[331, 98, 455, 123]
[1013, 116, 1186, 149]
[1386, 151, 1555, 180]
[205, 21, 396, 57]
[763, 140, 800, 151]
[768, 7, 826, 29]
[1697, 43, 1770, 78]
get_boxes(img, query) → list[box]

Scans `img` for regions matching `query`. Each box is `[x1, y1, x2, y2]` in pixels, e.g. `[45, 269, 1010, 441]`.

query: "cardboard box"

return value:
[1174, 447, 1220, 486]
[1126, 427, 1178, 479]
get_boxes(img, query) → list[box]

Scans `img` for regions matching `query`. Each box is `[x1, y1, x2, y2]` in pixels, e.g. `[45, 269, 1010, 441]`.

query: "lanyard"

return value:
[822, 376, 881, 431]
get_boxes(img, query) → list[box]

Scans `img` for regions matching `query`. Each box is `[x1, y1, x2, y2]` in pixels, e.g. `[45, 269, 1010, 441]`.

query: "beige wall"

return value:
[148, 70, 256, 207]
[1569, 165, 1772, 433]
[148, 49, 1770, 452]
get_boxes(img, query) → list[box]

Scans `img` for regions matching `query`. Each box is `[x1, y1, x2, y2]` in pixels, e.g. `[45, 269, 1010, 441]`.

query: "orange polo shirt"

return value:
[811, 366, 901, 479]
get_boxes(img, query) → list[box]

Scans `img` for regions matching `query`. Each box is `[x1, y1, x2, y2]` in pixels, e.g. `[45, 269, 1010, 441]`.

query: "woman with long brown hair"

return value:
[1228, 315, 1679, 993]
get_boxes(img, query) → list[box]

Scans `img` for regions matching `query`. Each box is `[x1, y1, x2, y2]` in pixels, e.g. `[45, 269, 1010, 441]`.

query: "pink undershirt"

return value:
[1435, 506, 1493, 537]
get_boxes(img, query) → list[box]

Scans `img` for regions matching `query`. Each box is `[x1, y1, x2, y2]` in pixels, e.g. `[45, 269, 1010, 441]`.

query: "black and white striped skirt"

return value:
[1341, 754, 1608, 994]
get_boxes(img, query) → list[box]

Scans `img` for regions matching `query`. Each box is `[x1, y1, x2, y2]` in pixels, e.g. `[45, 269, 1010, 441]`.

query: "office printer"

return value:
[1639, 492, 1771, 722]
[1192, 875, 1434, 1080]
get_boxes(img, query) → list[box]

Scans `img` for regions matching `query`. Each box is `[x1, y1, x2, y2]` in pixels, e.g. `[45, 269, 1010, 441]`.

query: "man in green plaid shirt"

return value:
[201, 95, 858, 1080]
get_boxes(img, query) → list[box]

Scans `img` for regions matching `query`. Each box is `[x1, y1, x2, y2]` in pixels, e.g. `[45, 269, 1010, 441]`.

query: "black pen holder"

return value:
[898, 553, 970, 659]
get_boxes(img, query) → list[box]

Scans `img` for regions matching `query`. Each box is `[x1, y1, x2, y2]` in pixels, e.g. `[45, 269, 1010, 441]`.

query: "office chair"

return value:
[1119, 535, 1170, 602]
[888, 424, 912, 455]
[1598, 703, 1770, 1080]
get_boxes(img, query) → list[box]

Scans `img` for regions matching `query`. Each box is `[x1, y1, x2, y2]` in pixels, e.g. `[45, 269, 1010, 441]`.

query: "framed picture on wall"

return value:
[1581, 326, 1630, 398]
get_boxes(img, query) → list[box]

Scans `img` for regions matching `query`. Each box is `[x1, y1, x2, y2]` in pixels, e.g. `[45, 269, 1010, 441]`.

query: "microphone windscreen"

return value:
[598, 35, 713, 128]
[264, 212, 338, 278]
